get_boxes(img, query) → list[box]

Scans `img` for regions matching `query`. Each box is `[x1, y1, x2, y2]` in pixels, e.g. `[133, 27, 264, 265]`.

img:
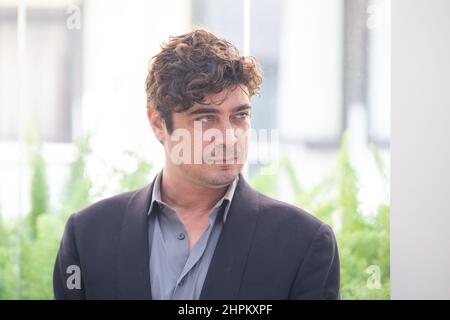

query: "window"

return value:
[0, 5, 82, 142]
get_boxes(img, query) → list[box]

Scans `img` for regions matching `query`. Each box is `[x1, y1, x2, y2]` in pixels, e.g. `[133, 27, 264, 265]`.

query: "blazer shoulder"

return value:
[71, 185, 149, 227]
[256, 191, 326, 236]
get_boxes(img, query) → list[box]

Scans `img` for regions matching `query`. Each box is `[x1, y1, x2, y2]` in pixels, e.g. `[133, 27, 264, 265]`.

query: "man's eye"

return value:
[195, 115, 216, 123]
[235, 112, 250, 119]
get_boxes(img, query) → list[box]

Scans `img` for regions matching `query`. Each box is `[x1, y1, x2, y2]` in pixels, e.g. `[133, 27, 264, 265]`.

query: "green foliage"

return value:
[0, 221, 17, 299]
[25, 130, 49, 238]
[112, 150, 153, 193]
[19, 214, 65, 299]
[60, 134, 93, 217]
[249, 132, 390, 299]
[0, 133, 154, 299]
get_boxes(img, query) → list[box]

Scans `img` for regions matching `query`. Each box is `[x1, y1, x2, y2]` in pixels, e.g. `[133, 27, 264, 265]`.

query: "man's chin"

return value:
[200, 166, 241, 188]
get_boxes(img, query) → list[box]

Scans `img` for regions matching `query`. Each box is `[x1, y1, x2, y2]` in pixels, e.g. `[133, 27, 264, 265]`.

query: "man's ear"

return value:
[147, 107, 166, 144]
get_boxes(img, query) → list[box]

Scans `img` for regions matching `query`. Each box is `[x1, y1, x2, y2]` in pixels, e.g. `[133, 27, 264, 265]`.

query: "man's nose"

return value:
[219, 121, 238, 146]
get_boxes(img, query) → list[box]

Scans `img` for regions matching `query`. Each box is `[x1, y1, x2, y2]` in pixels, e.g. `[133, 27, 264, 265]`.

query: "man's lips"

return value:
[209, 156, 239, 162]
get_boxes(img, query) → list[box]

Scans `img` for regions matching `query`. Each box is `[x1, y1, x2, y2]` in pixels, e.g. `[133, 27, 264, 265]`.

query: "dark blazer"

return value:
[53, 174, 340, 299]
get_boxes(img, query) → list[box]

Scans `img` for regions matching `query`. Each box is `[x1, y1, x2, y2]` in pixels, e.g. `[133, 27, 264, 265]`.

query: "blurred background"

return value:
[0, 0, 390, 299]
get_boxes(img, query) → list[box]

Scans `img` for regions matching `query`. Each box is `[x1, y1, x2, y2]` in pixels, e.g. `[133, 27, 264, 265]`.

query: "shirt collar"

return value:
[147, 171, 239, 223]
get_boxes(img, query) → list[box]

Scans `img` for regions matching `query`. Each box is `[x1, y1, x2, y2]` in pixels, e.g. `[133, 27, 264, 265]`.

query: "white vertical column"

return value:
[392, 0, 450, 300]
[16, 0, 28, 300]
[242, 0, 251, 56]
[277, 0, 344, 142]
[367, 0, 391, 143]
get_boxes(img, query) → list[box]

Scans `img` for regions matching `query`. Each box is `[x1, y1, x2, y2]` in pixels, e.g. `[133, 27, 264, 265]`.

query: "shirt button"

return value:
[177, 233, 186, 240]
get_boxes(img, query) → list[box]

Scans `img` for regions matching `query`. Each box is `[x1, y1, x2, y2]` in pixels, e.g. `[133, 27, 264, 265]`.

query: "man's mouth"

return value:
[219, 157, 238, 161]
[209, 156, 239, 163]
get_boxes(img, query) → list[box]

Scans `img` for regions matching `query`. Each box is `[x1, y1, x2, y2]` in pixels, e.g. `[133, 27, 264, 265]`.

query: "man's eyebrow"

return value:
[187, 104, 252, 116]
[232, 104, 252, 112]
[187, 107, 221, 116]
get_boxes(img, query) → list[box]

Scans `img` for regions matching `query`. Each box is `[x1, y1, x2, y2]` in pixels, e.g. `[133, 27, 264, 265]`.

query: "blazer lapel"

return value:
[200, 174, 260, 299]
[116, 180, 155, 299]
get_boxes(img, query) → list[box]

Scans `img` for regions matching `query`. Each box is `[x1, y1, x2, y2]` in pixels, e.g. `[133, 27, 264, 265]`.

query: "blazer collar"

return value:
[116, 181, 154, 299]
[199, 174, 260, 299]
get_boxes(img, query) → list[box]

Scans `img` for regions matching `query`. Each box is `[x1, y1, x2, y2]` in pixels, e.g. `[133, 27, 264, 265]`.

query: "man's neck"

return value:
[160, 167, 228, 213]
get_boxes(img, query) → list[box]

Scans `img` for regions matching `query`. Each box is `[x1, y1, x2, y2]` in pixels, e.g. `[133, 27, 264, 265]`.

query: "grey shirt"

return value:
[147, 172, 238, 300]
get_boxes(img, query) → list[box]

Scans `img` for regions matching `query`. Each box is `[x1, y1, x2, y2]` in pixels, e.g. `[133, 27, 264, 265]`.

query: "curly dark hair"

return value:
[145, 29, 263, 133]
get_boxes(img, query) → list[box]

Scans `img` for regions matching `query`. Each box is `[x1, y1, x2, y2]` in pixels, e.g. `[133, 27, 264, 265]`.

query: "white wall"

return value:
[392, 0, 450, 299]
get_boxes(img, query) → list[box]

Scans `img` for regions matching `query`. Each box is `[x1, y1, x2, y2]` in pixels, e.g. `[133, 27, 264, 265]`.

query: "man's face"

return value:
[163, 86, 251, 188]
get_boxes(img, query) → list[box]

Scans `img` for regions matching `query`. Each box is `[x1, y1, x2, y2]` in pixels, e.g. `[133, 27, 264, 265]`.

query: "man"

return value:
[53, 29, 340, 300]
